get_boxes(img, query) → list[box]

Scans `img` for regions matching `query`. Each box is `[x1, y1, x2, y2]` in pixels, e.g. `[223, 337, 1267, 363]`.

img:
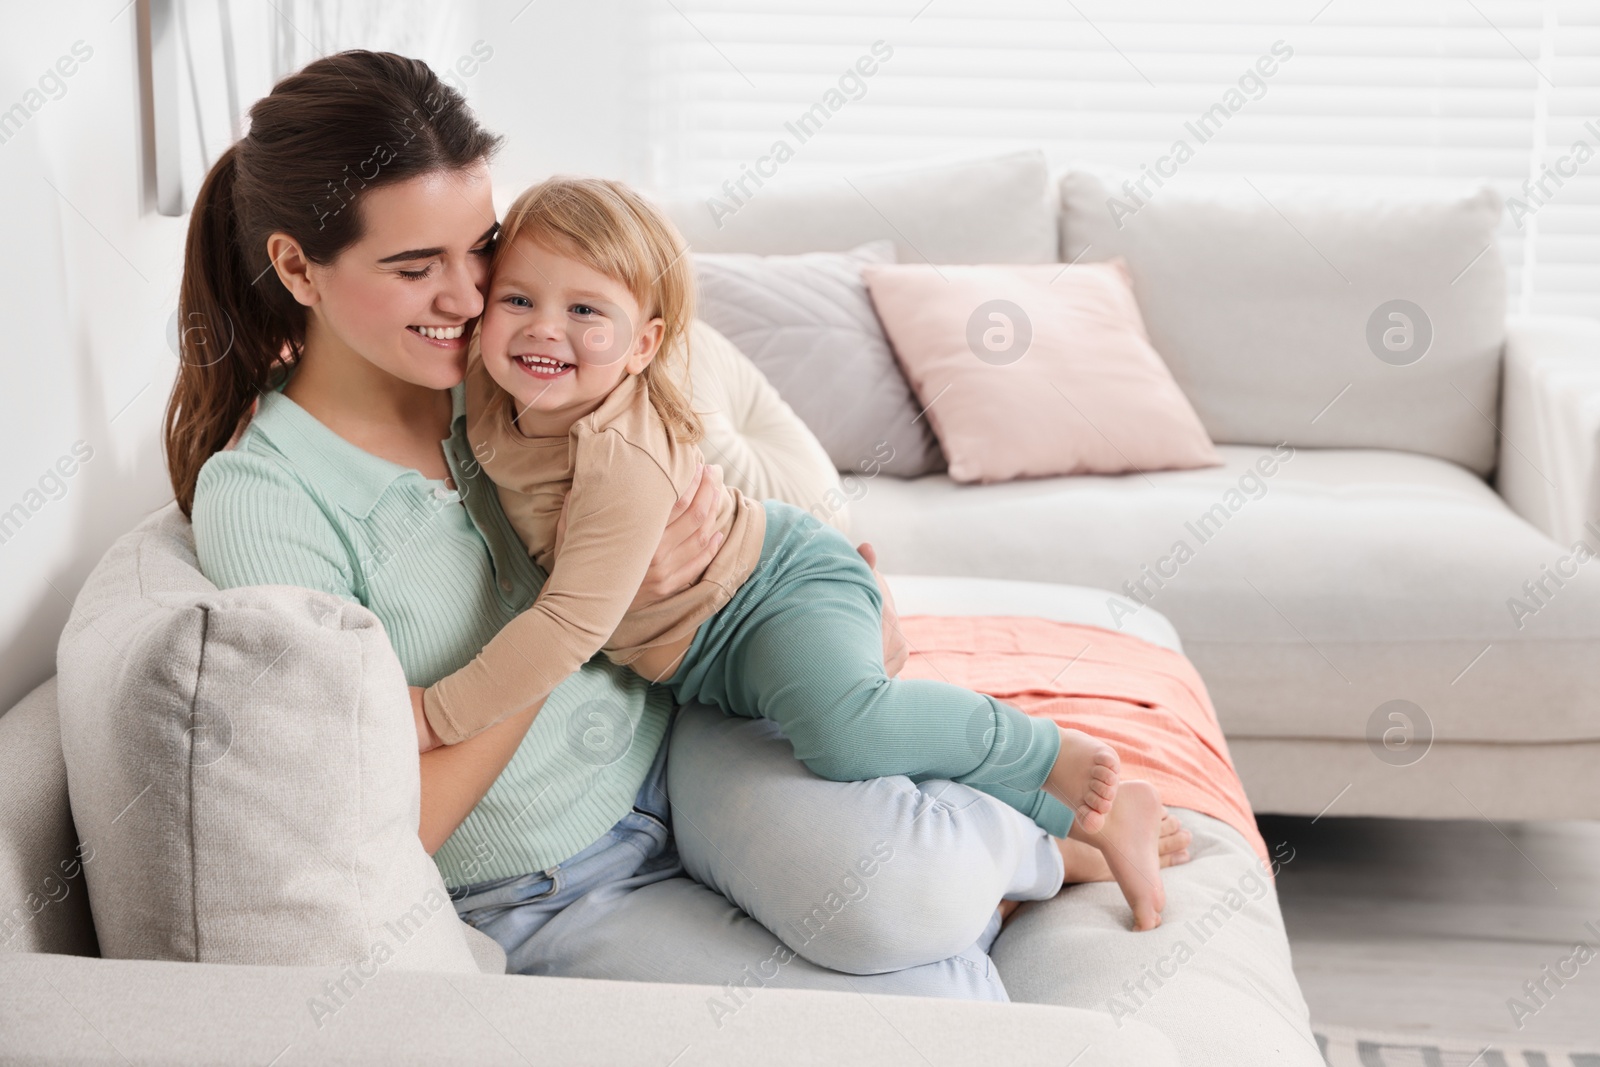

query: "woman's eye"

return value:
[397, 264, 435, 280]
[471, 240, 496, 258]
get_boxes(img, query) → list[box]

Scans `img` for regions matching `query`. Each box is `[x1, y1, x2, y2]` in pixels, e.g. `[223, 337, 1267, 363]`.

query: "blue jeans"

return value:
[450, 702, 1065, 1001]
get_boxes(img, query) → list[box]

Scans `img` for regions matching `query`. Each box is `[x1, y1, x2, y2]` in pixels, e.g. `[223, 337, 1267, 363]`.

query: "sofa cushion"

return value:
[693, 242, 946, 478]
[656, 149, 1059, 264]
[683, 319, 854, 530]
[1058, 172, 1506, 475]
[55, 503, 491, 973]
[862, 258, 1220, 483]
[850, 445, 1600, 745]
[994, 809, 1320, 1066]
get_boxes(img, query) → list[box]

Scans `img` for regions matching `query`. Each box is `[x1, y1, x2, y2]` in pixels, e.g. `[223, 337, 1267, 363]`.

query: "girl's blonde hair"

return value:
[493, 176, 703, 444]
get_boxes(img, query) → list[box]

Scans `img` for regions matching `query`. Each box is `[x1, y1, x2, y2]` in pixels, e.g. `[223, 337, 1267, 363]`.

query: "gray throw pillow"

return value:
[56, 503, 498, 974]
[693, 240, 946, 477]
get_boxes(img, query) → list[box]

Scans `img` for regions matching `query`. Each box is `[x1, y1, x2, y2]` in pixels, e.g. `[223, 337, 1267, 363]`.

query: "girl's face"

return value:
[478, 233, 663, 435]
[288, 164, 499, 391]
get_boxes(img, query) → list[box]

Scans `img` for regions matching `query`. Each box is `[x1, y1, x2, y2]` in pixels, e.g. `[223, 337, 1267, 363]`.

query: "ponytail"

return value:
[162, 50, 503, 517]
[164, 144, 294, 516]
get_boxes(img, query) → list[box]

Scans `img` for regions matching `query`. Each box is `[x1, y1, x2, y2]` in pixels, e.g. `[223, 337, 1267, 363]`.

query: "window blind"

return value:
[643, 0, 1600, 317]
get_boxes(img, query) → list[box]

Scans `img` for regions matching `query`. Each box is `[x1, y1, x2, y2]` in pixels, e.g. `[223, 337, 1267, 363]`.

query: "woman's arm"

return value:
[857, 541, 907, 678]
[415, 687, 545, 854]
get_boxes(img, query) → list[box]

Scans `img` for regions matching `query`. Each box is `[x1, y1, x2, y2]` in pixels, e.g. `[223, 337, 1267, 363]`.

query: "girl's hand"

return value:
[632, 463, 726, 609]
[412, 685, 443, 753]
[857, 542, 908, 677]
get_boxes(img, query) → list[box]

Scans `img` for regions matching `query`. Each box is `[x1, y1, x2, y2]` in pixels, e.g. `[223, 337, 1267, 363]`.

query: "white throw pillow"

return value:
[56, 504, 496, 974]
[1059, 171, 1506, 475]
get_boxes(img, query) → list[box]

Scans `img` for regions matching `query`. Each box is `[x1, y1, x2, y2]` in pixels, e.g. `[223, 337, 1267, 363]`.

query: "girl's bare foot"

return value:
[1058, 811, 1191, 883]
[1001, 802, 1189, 932]
[1044, 728, 1120, 834]
[1156, 813, 1192, 868]
[1069, 779, 1166, 930]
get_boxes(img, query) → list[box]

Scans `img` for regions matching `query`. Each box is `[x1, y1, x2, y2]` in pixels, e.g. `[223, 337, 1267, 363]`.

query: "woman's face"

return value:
[298, 163, 498, 391]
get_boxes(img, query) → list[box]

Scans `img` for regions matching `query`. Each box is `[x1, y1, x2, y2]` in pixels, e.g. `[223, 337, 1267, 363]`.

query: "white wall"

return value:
[0, 5, 188, 711]
[471, 0, 650, 203]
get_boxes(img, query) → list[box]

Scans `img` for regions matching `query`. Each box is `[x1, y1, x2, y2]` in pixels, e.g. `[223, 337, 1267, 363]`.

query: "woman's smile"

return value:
[407, 322, 472, 349]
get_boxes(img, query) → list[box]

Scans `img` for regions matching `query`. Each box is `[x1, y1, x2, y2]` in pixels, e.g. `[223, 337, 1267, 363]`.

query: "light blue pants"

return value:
[450, 701, 1065, 1001]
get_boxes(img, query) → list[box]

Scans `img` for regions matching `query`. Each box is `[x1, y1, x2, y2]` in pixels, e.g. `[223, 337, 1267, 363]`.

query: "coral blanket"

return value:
[899, 615, 1268, 866]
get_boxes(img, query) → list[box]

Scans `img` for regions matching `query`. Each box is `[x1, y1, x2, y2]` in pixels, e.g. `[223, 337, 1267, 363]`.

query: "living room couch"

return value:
[665, 150, 1600, 825]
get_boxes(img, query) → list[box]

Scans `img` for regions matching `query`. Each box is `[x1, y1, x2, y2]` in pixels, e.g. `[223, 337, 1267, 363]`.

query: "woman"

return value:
[168, 51, 1189, 998]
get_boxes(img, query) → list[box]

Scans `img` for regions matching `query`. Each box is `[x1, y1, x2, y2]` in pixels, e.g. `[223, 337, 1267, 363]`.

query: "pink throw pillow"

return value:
[861, 259, 1221, 484]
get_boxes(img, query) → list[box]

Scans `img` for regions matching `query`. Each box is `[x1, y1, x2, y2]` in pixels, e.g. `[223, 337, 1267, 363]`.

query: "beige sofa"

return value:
[0, 278, 1321, 1061]
[665, 151, 1600, 825]
[1, 508, 1317, 1064]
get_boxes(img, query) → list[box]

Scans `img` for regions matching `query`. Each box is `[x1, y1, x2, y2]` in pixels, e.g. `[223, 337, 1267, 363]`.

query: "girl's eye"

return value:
[504, 295, 531, 309]
[571, 304, 598, 317]
[397, 264, 435, 280]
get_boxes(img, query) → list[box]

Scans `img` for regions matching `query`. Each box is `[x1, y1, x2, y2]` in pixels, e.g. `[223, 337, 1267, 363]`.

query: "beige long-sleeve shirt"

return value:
[421, 358, 766, 745]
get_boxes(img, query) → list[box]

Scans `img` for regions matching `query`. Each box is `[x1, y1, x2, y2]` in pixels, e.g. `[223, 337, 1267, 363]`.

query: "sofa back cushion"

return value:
[656, 150, 1059, 264]
[1058, 171, 1507, 475]
[682, 318, 855, 531]
[55, 503, 491, 973]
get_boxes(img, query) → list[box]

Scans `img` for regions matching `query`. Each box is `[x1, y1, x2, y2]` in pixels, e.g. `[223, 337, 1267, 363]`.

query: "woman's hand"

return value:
[857, 542, 908, 677]
[412, 685, 443, 754]
[631, 463, 727, 610]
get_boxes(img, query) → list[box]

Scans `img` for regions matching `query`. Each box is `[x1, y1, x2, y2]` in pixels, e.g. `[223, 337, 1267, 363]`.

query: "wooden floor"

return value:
[1261, 814, 1600, 1048]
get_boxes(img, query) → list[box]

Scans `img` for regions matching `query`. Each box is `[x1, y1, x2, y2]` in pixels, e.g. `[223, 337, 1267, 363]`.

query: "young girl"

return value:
[419, 176, 1167, 930]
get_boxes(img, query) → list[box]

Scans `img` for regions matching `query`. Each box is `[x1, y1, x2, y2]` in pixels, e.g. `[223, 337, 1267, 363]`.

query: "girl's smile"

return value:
[510, 352, 575, 379]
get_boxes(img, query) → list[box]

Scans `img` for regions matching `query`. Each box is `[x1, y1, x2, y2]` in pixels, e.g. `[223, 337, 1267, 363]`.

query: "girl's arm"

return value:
[628, 462, 727, 608]
[421, 431, 701, 747]
[414, 458, 727, 840]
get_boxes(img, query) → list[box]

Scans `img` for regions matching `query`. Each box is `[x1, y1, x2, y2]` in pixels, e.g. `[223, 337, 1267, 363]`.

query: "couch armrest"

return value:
[0, 676, 98, 957]
[1497, 314, 1600, 545]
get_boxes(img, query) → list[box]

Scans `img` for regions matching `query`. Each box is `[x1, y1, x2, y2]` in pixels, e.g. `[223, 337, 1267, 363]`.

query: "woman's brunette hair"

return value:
[494, 177, 703, 445]
[164, 50, 502, 516]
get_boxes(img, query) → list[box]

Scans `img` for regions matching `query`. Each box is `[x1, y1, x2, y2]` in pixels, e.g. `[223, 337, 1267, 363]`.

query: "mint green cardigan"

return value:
[191, 373, 671, 888]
